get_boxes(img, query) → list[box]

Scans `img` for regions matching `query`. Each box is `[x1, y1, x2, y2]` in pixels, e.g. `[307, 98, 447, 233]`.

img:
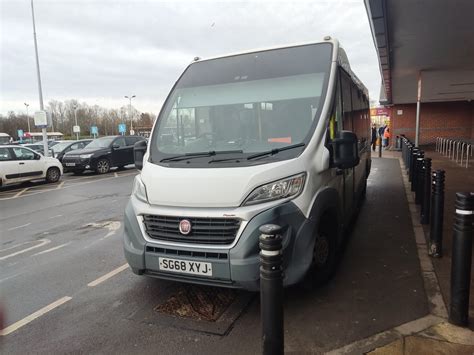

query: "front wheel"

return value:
[304, 221, 338, 288]
[95, 159, 110, 174]
[45, 167, 61, 183]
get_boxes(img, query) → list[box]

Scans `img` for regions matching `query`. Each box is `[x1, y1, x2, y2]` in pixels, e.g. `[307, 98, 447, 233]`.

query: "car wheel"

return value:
[96, 159, 110, 174]
[45, 167, 61, 183]
[304, 216, 338, 288]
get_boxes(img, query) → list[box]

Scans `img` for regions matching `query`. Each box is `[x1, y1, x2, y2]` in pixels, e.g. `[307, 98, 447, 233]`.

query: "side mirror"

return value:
[112, 144, 120, 149]
[34, 153, 41, 160]
[332, 130, 359, 169]
[134, 140, 147, 170]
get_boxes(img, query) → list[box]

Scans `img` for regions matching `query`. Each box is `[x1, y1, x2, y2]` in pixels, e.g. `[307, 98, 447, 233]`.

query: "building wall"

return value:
[389, 101, 474, 145]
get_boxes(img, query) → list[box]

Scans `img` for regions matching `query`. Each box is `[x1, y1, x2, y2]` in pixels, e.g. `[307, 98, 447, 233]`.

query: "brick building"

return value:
[365, 0, 474, 146]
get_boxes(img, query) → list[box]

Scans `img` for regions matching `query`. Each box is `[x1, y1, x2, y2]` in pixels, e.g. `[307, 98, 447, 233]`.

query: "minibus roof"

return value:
[191, 37, 369, 99]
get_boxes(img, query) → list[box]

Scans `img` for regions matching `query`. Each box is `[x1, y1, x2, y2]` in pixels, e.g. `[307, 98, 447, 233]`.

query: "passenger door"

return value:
[340, 69, 355, 217]
[11, 147, 44, 180]
[110, 137, 128, 166]
[0, 147, 19, 183]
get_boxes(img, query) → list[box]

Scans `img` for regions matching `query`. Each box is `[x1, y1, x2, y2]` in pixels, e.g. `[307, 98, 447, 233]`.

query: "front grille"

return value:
[146, 246, 228, 259]
[142, 215, 241, 245]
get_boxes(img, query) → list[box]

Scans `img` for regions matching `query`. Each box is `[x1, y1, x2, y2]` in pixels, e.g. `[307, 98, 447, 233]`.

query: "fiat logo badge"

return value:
[179, 219, 192, 235]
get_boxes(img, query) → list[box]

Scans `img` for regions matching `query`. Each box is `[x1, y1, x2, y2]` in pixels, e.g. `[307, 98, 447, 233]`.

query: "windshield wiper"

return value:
[247, 143, 306, 160]
[160, 150, 243, 163]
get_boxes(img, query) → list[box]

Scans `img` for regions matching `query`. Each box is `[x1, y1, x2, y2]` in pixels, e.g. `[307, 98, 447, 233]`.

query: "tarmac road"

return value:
[0, 159, 429, 354]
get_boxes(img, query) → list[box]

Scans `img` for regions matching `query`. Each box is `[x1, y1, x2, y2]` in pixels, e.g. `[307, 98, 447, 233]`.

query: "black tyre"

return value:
[45, 167, 61, 183]
[304, 215, 338, 288]
[96, 159, 110, 174]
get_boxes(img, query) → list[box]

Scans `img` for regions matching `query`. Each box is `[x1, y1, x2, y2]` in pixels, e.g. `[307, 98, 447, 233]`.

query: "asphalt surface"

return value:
[0, 158, 429, 354]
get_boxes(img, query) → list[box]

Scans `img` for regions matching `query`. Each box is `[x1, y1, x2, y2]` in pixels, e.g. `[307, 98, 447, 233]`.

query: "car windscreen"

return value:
[150, 43, 332, 166]
[85, 137, 115, 149]
[51, 142, 71, 153]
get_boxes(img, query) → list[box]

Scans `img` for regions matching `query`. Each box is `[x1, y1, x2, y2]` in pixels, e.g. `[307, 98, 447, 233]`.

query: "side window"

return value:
[0, 147, 13, 161]
[114, 137, 126, 147]
[340, 69, 353, 132]
[125, 137, 141, 146]
[12, 147, 36, 160]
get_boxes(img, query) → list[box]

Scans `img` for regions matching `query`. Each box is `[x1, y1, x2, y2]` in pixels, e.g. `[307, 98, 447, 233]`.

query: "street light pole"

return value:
[124, 95, 136, 134]
[30, 0, 48, 156]
[24, 103, 31, 133]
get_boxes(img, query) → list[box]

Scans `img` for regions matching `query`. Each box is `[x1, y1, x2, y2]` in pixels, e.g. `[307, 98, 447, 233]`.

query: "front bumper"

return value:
[62, 156, 92, 171]
[123, 197, 317, 291]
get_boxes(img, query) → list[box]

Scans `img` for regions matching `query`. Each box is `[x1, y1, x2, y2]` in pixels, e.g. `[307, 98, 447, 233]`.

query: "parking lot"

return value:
[1, 158, 440, 354]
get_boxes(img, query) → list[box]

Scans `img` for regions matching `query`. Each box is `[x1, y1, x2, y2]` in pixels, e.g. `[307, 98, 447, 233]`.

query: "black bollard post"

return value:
[412, 150, 423, 194]
[259, 224, 284, 355]
[378, 135, 382, 158]
[415, 153, 425, 204]
[449, 192, 474, 327]
[420, 158, 432, 224]
[429, 170, 445, 258]
[410, 148, 419, 187]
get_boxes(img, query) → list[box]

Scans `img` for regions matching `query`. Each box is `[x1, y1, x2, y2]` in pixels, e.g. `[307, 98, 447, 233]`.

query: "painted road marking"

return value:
[0, 296, 72, 336]
[48, 214, 63, 219]
[114, 172, 118, 177]
[0, 239, 51, 261]
[13, 188, 28, 198]
[7, 223, 31, 231]
[32, 242, 70, 256]
[87, 263, 129, 287]
[56, 181, 65, 189]
[0, 172, 137, 201]
[0, 241, 32, 252]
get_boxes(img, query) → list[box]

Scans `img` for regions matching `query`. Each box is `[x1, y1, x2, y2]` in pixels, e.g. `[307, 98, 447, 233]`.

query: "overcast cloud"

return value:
[0, 0, 380, 115]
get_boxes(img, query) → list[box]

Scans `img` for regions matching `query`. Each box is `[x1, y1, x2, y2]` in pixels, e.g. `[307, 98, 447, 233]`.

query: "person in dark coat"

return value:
[371, 124, 377, 151]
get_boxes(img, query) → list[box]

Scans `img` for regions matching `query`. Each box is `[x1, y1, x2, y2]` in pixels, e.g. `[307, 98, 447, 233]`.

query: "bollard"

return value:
[259, 224, 284, 355]
[409, 147, 419, 186]
[429, 170, 445, 258]
[449, 192, 474, 327]
[415, 154, 425, 205]
[378, 136, 382, 158]
[420, 158, 432, 224]
[412, 150, 423, 193]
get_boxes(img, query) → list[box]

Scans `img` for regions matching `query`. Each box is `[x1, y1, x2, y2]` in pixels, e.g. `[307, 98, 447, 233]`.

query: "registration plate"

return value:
[158, 257, 212, 277]
[65, 162, 76, 167]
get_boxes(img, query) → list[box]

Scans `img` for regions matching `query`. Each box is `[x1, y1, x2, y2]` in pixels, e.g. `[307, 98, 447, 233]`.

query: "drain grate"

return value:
[155, 285, 237, 322]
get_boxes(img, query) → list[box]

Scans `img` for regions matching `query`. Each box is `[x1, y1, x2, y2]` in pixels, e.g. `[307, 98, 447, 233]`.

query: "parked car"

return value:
[0, 145, 63, 187]
[62, 135, 145, 174]
[22, 143, 47, 154]
[51, 139, 92, 163]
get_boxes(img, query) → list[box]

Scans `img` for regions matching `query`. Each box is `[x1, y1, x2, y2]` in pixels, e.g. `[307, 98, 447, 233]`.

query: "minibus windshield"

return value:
[151, 43, 332, 166]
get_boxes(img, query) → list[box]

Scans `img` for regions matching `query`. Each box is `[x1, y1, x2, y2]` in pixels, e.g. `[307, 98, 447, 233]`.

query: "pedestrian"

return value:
[384, 126, 391, 148]
[378, 125, 385, 147]
[371, 124, 377, 151]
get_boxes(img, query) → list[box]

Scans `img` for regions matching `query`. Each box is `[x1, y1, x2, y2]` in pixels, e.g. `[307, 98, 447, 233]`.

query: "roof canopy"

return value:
[365, 0, 474, 104]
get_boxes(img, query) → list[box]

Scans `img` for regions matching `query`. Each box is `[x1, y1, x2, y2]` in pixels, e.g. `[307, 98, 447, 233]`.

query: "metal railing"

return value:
[435, 137, 473, 168]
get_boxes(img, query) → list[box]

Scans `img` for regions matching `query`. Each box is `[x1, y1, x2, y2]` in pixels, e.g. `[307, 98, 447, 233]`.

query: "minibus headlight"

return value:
[243, 173, 306, 206]
[132, 175, 148, 202]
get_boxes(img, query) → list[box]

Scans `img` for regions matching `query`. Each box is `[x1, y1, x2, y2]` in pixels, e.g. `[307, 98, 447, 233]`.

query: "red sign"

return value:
[370, 107, 390, 116]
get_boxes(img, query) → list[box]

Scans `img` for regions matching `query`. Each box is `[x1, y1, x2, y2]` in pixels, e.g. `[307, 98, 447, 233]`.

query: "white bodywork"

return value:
[135, 39, 343, 248]
[0, 145, 63, 186]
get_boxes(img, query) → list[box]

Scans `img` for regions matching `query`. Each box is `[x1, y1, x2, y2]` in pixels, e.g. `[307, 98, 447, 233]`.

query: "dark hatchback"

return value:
[62, 135, 145, 174]
[51, 139, 92, 162]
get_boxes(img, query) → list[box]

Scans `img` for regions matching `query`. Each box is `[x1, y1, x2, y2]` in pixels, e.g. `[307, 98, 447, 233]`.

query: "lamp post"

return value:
[73, 104, 78, 140]
[24, 103, 31, 133]
[124, 95, 136, 134]
[30, 0, 48, 156]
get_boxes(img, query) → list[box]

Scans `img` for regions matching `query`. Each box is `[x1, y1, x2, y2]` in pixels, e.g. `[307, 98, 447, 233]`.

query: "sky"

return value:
[0, 0, 381, 116]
